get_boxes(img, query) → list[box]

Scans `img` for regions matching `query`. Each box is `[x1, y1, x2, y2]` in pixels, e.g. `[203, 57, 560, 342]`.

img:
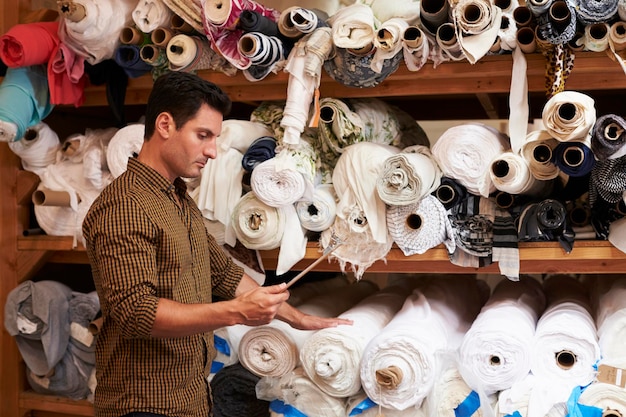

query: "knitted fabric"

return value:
[573, 0, 619, 24]
[535, 1, 577, 45]
[591, 114, 626, 161]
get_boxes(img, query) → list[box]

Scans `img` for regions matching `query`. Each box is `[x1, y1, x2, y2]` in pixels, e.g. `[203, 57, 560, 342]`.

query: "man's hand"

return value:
[276, 301, 353, 330]
[234, 283, 290, 326]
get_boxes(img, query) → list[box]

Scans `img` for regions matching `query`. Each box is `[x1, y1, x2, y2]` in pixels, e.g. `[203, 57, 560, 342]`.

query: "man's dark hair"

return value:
[144, 71, 232, 139]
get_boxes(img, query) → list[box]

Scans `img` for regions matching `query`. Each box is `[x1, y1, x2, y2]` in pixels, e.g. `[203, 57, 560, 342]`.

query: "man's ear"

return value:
[155, 112, 175, 138]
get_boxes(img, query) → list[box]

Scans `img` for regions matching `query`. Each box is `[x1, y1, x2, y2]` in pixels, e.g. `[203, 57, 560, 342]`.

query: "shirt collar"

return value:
[127, 157, 189, 198]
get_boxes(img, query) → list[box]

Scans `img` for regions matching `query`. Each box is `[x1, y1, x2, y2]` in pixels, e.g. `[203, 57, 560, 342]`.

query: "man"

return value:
[82, 71, 350, 417]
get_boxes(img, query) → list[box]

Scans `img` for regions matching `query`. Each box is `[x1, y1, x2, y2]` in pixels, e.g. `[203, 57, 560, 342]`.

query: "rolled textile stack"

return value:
[570, 382, 626, 417]
[426, 365, 489, 417]
[541, 91, 596, 142]
[520, 130, 561, 181]
[299, 279, 417, 398]
[371, 17, 410, 74]
[360, 276, 486, 411]
[527, 275, 601, 417]
[8, 122, 60, 176]
[458, 276, 546, 396]
[489, 151, 552, 197]
[210, 324, 251, 380]
[589, 276, 626, 368]
[238, 280, 378, 378]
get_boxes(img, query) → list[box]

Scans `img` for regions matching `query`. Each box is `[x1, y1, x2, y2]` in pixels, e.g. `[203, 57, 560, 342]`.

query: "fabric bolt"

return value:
[4, 280, 73, 377]
[458, 276, 546, 396]
[166, 34, 236, 75]
[489, 151, 549, 196]
[280, 27, 333, 146]
[258, 367, 349, 416]
[201, 0, 281, 70]
[285, 275, 350, 308]
[210, 325, 252, 380]
[371, 18, 410, 74]
[579, 22, 610, 52]
[161, 0, 204, 32]
[387, 194, 455, 256]
[527, 275, 601, 417]
[231, 191, 285, 251]
[376, 145, 442, 205]
[590, 113, 626, 161]
[526, 0, 552, 16]
[402, 25, 431, 72]
[432, 176, 468, 210]
[58, 0, 136, 65]
[324, 46, 404, 89]
[295, 184, 337, 232]
[420, 0, 450, 35]
[238, 280, 379, 378]
[517, 199, 574, 253]
[573, 0, 619, 24]
[542, 91, 596, 142]
[452, 0, 503, 64]
[327, 3, 378, 50]
[589, 154, 626, 206]
[551, 140, 595, 177]
[520, 130, 561, 180]
[360, 277, 485, 411]
[358, 0, 421, 23]
[300, 281, 416, 398]
[114, 44, 153, 78]
[211, 363, 270, 417]
[590, 277, 626, 368]
[437, 23, 467, 62]
[26, 350, 92, 400]
[346, 392, 427, 417]
[239, 9, 281, 36]
[8, 122, 60, 175]
[287, 8, 328, 34]
[242, 136, 278, 171]
[132, 0, 173, 33]
[238, 32, 286, 81]
[106, 123, 145, 178]
[572, 382, 626, 417]
[535, 0, 577, 45]
[431, 123, 510, 197]
[427, 365, 489, 417]
[0, 21, 59, 66]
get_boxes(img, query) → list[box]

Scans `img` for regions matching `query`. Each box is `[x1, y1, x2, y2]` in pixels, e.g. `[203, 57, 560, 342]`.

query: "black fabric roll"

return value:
[238, 10, 281, 37]
[433, 176, 468, 210]
[242, 136, 277, 172]
[211, 362, 270, 417]
[591, 114, 626, 161]
[589, 155, 626, 206]
[518, 199, 574, 252]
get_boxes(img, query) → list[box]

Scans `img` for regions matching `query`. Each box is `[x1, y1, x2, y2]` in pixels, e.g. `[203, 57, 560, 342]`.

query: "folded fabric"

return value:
[4, 280, 73, 377]
[376, 145, 442, 205]
[386, 194, 455, 256]
[106, 123, 145, 178]
[590, 113, 626, 161]
[295, 184, 337, 232]
[459, 276, 546, 396]
[238, 280, 378, 377]
[8, 122, 60, 175]
[541, 91, 596, 142]
[242, 136, 277, 171]
[26, 350, 92, 400]
[211, 363, 270, 417]
[300, 281, 415, 398]
[360, 277, 485, 410]
[132, 0, 173, 33]
[431, 123, 510, 197]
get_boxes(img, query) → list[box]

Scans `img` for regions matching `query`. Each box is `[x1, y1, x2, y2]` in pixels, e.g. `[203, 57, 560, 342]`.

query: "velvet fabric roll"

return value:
[590, 113, 626, 161]
[211, 363, 270, 417]
[114, 44, 152, 78]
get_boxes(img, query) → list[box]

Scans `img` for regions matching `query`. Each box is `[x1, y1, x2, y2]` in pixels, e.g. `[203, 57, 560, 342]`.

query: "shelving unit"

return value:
[3, 1, 626, 415]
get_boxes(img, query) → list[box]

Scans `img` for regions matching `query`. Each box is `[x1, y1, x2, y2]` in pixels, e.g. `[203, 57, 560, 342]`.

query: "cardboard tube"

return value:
[375, 366, 403, 389]
[170, 14, 194, 33]
[403, 26, 424, 49]
[32, 188, 78, 207]
[406, 213, 423, 231]
[57, 0, 86, 22]
[120, 26, 146, 45]
[88, 317, 103, 335]
[152, 27, 174, 47]
[517, 26, 537, 53]
[513, 6, 533, 28]
[555, 350, 576, 369]
[548, 1, 570, 32]
[610, 21, 626, 52]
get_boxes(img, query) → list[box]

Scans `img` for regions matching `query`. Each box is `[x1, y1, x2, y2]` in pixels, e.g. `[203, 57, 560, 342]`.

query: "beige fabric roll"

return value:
[541, 91, 596, 142]
[520, 130, 560, 180]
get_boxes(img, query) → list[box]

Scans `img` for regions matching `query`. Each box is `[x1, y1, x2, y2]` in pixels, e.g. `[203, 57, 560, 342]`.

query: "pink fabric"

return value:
[0, 21, 59, 66]
[201, 0, 280, 69]
[48, 43, 86, 107]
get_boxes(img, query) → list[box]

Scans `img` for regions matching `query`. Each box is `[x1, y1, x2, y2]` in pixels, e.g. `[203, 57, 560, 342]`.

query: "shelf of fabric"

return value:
[20, 391, 94, 416]
[73, 52, 626, 107]
[16, 236, 626, 274]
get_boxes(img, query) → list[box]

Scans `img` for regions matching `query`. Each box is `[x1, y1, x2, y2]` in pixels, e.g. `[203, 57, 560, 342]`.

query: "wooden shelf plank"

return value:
[20, 391, 94, 416]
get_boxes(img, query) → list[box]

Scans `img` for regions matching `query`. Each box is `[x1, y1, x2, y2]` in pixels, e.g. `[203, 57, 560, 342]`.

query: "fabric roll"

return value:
[166, 34, 233, 74]
[295, 184, 337, 232]
[4, 280, 73, 377]
[287, 8, 328, 34]
[574, 0, 619, 24]
[590, 114, 626, 161]
[162, 0, 203, 32]
[238, 280, 379, 378]
[458, 276, 546, 396]
[140, 44, 168, 68]
[552, 140, 595, 177]
[277, 6, 305, 39]
[376, 145, 442, 205]
[300, 281, 416, 398]
[452, 0, 503, 64]
[258, 368, 348, 416]
[433, 176, 468, 210]
[0, 21, 59, 66]
[489, 151, 551, 196]
[517, 199, 574, 253]
[327, 3, 378, 50]
[534, 0, 577, 45]
[238, 32, 286, 81]
[201, 0, 281, 70]
[437, 23, 467, 61]
[231, 191, 285, 251]
[402, 25, 431, 72]
[0, 66, 54, 143]
[590, 277, 626, 368]
[114, 44, 153, 78]
[541, 91, 596, 142]
[26, 350, 92, 400]
[520, 130, 561, 180]
[589, 155, 626, 206]
[609, 21, 626, 75]
[386, 194, 455, 256]
[106, 123, 145, 178]
[371, 18, 410, 73]
[526, 0, 552, 16]
[132, 0, 173, 33]
[420, 0, 450, 35]
[239, 9, 281, 36]
[360, 277, 485, 411]
[210, 325, 251, 379]
[527, 275, 601, 417]
[427, 365, 489, 417]
[572, 382, 626, 417]
[58, 0, 136, 65]
[323, 45, 404, 89]
[8, 122, 60, 176]
[242, 136, 278, 172]
[347, 392, 427, 417]
[211, 363, 270, 417]
[431, 123, 510, 197]
[580, 22, 610, 52]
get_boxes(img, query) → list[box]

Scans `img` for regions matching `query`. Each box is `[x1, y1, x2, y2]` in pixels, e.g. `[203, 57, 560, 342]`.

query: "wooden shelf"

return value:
[17, 235, 626, 274]
[20, 391, 94, 416]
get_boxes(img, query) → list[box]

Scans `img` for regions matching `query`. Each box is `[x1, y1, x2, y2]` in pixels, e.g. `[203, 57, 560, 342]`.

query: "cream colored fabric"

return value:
[132, 0, 173, 33]
[576, 382, 626, 416]
[105, 124, 144, 178]
[428, 366, 489, 417]
[295, 184, 337, 232]
[591, 277, 626, 368]
[327, 3, 379, 50]
[520, 130, 560, 181]
[489, 151, 547, 196]
[356, 0, 420, 23]
[231, 191, 285, 251]
[9, 122, 60, 176]
[452, 0, 503, 64]
[541, 91, 596, 142]
[371, 18, 410, 73]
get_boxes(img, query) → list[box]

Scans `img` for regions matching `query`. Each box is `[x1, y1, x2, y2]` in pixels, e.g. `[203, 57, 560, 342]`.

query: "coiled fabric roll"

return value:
[132, 0, 173, 33]
[114, 44, 152, 78]
[295, 184, 337, 232]
[520, 130, 560, 180]
[211, 363, 270, 417]
[589, 155, 626, 205]
[433, 176, 468, 210]
[0, 21, 59, 66]
[535, 0, 577, 44]
[552, 140, 595, 177]
[231, 191, 285, 250]
[8, 122, 60, 175]
[590, 113, 626, 161]
[452, 0, 503, 64]
[371, 17, 410, 73]
[166, 34, 230, 73]
[386, 194, 455, 256]
[541, 91, 596, 142]
[489, 151, 547, 196]
[402, 25, 430, 71]
[590, 277, 626, 368]
[458, 277, 546, 396]
[574, 0, 619, 24]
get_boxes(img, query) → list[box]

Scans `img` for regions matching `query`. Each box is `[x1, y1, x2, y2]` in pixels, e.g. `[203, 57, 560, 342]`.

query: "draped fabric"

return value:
[386, 194, 455, 256]
[541, 91, 596, 142]
[376, 145, 442, 206]
[238, 280, 378, 378]
[8, 122, 60, 175]
[299, 281, 415, 398]
[452, 0, 503, 64]
[431, 123, 510, 197]
[458, 277, 546, 396]
[360, 277, 485, 411]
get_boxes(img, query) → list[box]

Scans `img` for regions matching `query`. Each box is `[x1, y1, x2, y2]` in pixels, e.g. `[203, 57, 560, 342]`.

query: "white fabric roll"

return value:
[106, 123, 144, 178]
[360, 277, 485, 410]
[489, 151, 546, 196]
[9, 122, 60, 176]
[209, 324, 251, 380]
[431, 123, 510, 197]
[376, 145, 442, 206]
[541, 91, 596, 142]
[295, 184, 337, 232]
[238, 280, 379, 378]
[300, 281, 415, 398]
[427, 366, 490, 417]
[386, 194, 455, 256]
[453, 0, 503, 64]
[346, 391, 428, 417]
[591, 277, 626, 368]
[371, 17, 410, 73]
[327, 4, 378, 50]
[520, 130, 560, 181]
[231, 191, 285, 250]
[494, 374, 535, 417]
[458, 277, 546, 396]
[576, 382, 626, 416]
[402, 25, 431, 72]
[132, 0, 173, 33]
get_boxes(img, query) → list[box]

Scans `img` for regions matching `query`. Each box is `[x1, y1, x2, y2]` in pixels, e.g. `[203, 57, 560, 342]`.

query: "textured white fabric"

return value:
[428, 366, 490, 417]
[576, 382, 626, 415]
[300, 281, 414, 398]
[520, 130, 560, 181]
[360, 277, 485, 410]
[132, 0, 173, 33]
[209, 324, 251, 380]
[431, 123, 510, 197]
[376, 145, 442, 205]
[347, 392, 428, 417]
[327, 3, 378, 49]
[541, 91, 596, 142]
[489, 151, 547, 196]
[590, 277, 626, 368]
[295, 184, 337, 232]
[238, 280, 379, 377]
[356, 0, 420, 22]
[106, 123, 144, 178]
[494, 374, 535, 417]
[453, 0, 503, 64]
[8, 122, 60, 176]
[231, 191, 285, 250]
[371, 18, 410, 73]
[459, 277, 546, 396]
